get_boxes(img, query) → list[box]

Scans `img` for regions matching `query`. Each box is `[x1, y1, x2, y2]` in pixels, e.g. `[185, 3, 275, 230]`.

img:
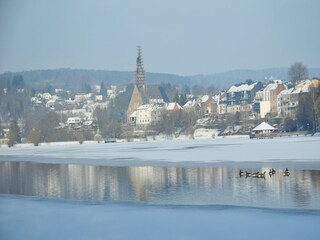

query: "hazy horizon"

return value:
[1, 0, 319, 75]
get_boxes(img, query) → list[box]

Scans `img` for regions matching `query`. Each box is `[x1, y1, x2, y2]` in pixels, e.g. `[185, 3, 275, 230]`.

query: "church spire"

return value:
[135, 46, 146, 91]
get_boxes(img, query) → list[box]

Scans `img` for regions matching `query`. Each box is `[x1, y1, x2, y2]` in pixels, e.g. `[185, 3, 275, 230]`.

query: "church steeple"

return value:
[135, 46, 146, 92]
[127, 46, 149, 122]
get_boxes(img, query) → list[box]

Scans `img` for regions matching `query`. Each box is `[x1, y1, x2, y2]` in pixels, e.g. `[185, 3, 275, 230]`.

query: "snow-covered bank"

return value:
[1, 196, 319, 240]
[0, 136, 319, 168]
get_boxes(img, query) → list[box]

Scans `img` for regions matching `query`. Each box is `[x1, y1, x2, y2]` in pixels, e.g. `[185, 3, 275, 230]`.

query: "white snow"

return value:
[227, 82, 257, 93]
[1, 136, 319, 167]
[193, 128, 220, 139]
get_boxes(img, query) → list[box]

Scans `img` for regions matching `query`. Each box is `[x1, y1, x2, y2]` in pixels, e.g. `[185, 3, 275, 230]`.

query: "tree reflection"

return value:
[0, 162, 319, 209]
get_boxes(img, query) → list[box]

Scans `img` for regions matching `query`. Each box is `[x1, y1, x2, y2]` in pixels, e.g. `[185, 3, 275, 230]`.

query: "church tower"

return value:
[135, 46, 146, 92]
[127, 46, 149, 121]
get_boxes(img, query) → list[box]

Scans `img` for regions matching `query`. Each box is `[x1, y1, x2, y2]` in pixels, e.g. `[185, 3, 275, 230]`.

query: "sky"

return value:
[0, 0, 319, 75]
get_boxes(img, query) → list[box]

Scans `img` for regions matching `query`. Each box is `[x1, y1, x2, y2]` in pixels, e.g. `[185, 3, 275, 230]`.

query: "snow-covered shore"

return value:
[1, 136, 319, 169]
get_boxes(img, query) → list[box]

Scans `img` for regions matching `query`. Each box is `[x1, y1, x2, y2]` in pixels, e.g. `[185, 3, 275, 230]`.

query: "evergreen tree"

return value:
[29, 128, 41, 146]
[173, 92, 180, 103]
[100, 82, 107, 97]
[8, 120, 21, 147]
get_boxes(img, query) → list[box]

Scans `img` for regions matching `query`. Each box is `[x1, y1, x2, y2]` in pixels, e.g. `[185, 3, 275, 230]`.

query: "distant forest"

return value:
[1, 68, 320, 92]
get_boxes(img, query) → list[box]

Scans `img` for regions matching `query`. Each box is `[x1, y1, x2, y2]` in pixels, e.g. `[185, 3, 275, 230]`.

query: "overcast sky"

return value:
[0, 0, 319, 75]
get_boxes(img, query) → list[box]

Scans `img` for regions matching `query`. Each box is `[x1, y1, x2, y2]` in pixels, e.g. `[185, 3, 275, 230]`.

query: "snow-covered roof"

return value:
[183, 100, 197, 107]
[130, 111, 137, 118]
[166, 102, 182, 110]
[227, 82, 257, 93]
[137, 104, 152, 110]
[183, 100, 193, 107]
[252, 121, 275, 131]
[279, 86, 309, 96]
[278, 88, 294, 96]
[201, 95, 209, 103]
[292, 88, 309, 94]
[264, 82, 279, 91]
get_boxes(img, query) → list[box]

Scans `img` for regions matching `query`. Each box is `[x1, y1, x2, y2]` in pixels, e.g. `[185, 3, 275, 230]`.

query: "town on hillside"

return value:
[0, 47, 319, 146]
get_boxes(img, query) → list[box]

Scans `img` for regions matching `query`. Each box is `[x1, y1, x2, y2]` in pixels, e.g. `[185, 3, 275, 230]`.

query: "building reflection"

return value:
[0, 162, 319, 209]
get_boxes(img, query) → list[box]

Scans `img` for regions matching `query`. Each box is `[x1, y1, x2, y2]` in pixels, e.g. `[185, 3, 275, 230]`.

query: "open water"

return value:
[1, 161, 319, 209]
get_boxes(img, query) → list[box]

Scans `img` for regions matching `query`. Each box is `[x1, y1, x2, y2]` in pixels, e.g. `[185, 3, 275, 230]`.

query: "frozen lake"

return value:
[1, 137, 320, 239]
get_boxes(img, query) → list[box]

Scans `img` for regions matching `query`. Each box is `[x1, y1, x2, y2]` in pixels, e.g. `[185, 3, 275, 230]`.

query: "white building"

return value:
[134, 104, 164, 129]
[67, 117, 82, 125]
[254, 80, 286, 118]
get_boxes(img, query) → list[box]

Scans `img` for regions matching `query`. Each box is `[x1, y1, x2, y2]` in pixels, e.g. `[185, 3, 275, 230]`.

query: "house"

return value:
[218, 103, 227, 114]
[134, 103, 164, 129]
[200, 95, 217, 114]
[254, 80, 286, 118]
[74, 93, 92, 103]
[277, 87, 309, 119]
[95, 95, 104, 102]
[46, 100, 56, 109]
[215, 92, 228, 115]
[42, 92, 52, 101]
[227, 104, 252, 114]
[107, 85, 117, 99]
[135, 104, 153, 129]
[226, 81, 262, 106]
[295, 79, 320, 91]
[67, 117, 82, 126]
[165, 102, 182, 111]
[183, 99, 201, 113]
[151, 103, 164, 123]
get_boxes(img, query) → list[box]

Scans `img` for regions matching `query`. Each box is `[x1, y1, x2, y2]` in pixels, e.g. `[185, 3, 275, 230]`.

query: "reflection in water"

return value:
[0, 162, 320, 209]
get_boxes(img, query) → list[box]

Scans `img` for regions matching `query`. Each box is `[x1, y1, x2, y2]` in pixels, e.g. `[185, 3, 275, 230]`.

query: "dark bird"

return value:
[283, 168, 290, 176]
[269, 168, 276, 176]
[257, 171, 266, 178]
[251, 171, 260, 177]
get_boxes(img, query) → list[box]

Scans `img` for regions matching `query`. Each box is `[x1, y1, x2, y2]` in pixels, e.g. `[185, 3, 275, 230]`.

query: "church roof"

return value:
[147, 85, 170, 102]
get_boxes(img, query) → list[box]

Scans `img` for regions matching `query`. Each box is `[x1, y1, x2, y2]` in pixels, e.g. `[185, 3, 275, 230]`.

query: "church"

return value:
[127, 47, 173, 126]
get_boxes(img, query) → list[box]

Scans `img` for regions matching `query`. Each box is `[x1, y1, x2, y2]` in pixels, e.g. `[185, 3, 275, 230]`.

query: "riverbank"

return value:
[1, 136, 319, 169]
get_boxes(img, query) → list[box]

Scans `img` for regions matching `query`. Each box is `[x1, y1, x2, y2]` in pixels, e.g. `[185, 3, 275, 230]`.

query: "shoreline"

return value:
[0, 131, 313, 149]
[1, 136, 319, 169]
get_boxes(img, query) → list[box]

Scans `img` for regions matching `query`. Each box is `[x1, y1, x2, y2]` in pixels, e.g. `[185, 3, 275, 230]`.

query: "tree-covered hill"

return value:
[1, 67, 319, 92]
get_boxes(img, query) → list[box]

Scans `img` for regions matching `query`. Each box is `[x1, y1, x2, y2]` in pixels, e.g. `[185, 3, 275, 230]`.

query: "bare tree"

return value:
[288, 62, 309, 84]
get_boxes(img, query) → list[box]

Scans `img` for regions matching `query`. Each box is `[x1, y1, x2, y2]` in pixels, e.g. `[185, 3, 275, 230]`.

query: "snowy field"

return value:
[1, 136, 320, 240]
[0, 136, 319, 168]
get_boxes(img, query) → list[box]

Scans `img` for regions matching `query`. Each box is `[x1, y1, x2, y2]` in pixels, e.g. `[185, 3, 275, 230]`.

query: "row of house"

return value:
[127, 47, 320, 132]
[219, 79, 319, 119]
[128, 78, 319, 130]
